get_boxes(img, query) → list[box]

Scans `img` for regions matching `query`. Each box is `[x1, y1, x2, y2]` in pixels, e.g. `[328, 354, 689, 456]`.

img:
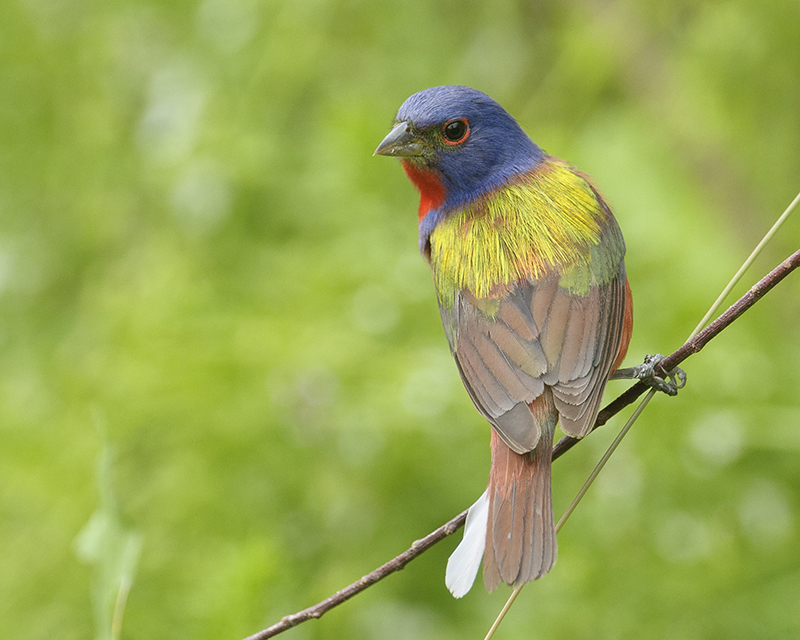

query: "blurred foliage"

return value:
[1, 0, 799, 639]
[74, 420, 142, 640]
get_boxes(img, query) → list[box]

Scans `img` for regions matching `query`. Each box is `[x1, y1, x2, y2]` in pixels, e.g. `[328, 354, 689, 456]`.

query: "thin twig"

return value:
[482, 585, 523, 640]
[552, 247, 800, 458]
[243, 513, 468, 640]
[689, 190, 799, 339]
[245, 247, 800, 640]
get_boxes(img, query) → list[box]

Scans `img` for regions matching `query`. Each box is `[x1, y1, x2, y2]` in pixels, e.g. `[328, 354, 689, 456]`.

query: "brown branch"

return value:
[553, 247, 800, 457]
[243, 513, 468, 640]
[245, 247, 800, 640]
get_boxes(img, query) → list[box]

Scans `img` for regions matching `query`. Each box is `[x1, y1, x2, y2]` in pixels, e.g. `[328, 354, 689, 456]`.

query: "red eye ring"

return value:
[442, 118, 469, 145]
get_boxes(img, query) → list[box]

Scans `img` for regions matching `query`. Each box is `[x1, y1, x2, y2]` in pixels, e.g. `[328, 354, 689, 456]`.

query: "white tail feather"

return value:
[445, 490, 489, 598]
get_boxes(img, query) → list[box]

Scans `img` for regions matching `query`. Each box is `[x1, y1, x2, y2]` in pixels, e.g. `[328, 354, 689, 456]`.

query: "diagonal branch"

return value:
[242, 514, 468, 640]
[245, 247, 800, 640]
[553, 246, 800, 458]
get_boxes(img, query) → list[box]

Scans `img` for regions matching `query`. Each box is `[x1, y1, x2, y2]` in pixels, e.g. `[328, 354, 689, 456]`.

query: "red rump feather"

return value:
[611, 278, 634, 374]
[401, 160, 446, 220]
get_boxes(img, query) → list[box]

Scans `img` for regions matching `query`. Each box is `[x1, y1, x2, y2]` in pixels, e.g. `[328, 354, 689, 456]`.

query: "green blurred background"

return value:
[2, 0, 799, 638]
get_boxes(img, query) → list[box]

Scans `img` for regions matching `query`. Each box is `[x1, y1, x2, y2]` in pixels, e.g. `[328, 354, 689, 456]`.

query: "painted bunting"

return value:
[376, 86, 679, 597]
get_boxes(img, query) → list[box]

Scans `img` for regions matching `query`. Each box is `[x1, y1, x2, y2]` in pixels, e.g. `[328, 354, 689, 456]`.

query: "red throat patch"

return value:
[401, 160, 446, 221]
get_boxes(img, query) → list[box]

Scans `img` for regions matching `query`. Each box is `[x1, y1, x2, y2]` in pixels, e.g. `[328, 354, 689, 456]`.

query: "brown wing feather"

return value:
[457, 338, 515, 416]
[539, 287, 572, 378]
[530, 276, 559, 331]
[556, 298, 585, 381]
[445, 269, 627, 452]
[554, 275, 626, 437]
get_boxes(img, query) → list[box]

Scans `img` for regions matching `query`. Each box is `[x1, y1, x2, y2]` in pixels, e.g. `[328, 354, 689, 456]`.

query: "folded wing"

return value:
[444, 268, 627, 453]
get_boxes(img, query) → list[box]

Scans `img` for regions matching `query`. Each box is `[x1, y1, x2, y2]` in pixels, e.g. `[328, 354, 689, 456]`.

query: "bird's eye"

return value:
[442, 119, 469, 145]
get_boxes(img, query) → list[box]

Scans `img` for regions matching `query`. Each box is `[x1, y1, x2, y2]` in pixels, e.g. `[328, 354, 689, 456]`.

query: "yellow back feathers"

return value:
[430, 159, 619, 306]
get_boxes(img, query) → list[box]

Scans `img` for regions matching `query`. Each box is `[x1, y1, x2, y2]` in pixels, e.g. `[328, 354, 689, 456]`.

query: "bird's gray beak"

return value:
[374, 121, 425, 157]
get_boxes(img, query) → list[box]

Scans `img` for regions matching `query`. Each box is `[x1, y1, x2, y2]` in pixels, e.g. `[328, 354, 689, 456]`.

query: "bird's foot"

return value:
[611, 354, 686, 396]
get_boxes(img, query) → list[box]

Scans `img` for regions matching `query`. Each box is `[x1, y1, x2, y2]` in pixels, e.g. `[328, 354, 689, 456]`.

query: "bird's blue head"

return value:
[375, 86, 545, 247]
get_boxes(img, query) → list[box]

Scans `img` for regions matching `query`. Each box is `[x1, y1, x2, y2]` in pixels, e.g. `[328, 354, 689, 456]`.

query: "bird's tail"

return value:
[445, 395, 558, 597]
[483, 411, 557, 591]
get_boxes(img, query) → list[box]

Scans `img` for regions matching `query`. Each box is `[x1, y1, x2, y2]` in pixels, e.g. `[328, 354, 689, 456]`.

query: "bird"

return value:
[375, 86, 679, 597]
